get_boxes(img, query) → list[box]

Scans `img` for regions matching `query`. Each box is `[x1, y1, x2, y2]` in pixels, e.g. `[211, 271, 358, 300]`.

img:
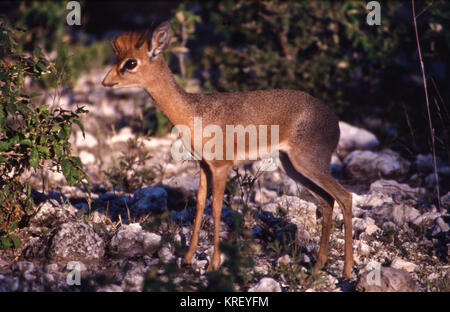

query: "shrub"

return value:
[9, 0, 113, 89]
[0, 19, 89, 249]
[198, 0, 399, 114]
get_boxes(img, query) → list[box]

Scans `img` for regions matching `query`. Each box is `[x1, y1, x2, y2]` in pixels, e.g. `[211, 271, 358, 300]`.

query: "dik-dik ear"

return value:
[148, 21, 172, 61]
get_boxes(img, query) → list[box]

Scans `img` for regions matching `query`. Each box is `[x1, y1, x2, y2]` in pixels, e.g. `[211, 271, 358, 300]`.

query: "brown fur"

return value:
[103, 22, 354, 278]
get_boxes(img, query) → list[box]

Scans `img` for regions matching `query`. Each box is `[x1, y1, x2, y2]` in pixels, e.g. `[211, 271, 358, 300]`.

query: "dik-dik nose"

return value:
[102, 72, 118, 87]
[102, 78, 117, 88]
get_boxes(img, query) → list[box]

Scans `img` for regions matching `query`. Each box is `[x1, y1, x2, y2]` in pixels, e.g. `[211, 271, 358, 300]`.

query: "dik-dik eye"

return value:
[120, 58, 138, 73]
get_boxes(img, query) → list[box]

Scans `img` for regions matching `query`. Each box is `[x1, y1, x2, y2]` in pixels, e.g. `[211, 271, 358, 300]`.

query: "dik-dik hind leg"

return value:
[208, 164, 229, 271]
[279, 152, 334, 274]
[283, 151, 354, 278]
[184, 162, 210, 265]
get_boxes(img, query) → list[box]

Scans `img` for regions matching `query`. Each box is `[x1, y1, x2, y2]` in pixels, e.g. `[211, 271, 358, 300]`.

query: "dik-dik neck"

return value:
[143, 57, 193, 127]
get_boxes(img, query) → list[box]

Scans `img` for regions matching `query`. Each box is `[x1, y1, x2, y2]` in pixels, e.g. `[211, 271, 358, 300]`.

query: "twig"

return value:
[430, 77, 449, 121]
[411, 0, 441, 209]
[416, 2, 432, 19]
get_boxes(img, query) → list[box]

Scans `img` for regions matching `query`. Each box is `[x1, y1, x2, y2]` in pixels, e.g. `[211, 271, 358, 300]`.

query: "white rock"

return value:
[412, 212, 442, 227]
[301, 254, 312, 264]
[75, 131, 98, 149]
[49, 221, 105, 260]
[90, 211, 107, 224]
[334, 200, 364, 220]
[337, 121, 379, 157]
[108, 127, 135, 144]
[192, 259, 208, 275]
[432, 217, 449, 236]
[365, 224, 381, 236]
[79, 150, 96, 165]
[356, 240, 371, 257]
[263, 195, 317, 242]
[254, 188, 278, 204]
[248, 277, 281, 292]
[138, 136, 174, 150]
[47, 168, 65, 183]
[92, 99, 117, 117]
[110, 223, 161, 257]
[357, 266, 419, 292]
[370, 203, 421, 226]
[440, 192, 450, 207]
[353, 217, 375, 232]
[354, 190, 394, 209]
[391, 257, 417, 273]
[122, 264, 146, 292]
[344, 150, 410, 182]
[158, 247, 175, 263]
[281, 176, 303, 196]
[254, 263, 270, 275]
[415, 154, 442, 173]
[370, 179, 425, 199]
[30, 199, 77, 228]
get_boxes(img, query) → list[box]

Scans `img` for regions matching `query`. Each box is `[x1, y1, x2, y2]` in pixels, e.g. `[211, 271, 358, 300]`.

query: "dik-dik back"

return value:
[190, 89, 340, 155]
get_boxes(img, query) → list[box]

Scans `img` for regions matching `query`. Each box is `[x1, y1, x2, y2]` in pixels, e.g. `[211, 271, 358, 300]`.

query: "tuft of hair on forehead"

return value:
[111, 22, 157, 60]
[111, 32, 147, 59]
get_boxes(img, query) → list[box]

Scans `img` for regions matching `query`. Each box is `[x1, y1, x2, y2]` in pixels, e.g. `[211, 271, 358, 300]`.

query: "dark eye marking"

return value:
[120, 58, 138, 73]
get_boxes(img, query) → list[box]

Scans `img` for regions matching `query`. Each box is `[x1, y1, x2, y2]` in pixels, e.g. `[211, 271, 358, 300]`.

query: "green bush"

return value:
[198, 0, 399, 113]
[0, 20, 89, 249]
[11, 0, 112, 89]
[50, 38, 112, 88]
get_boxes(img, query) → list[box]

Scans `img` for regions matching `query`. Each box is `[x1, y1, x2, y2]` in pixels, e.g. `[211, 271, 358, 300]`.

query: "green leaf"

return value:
[53, 145, 62, 157]
[33, 46, 41, 58]
[73, 119, 85, 138]
[58, 123, 72, 140]
[61, 158, 72, 181]
[8, 220, 18, 232]
[16, 102, 30, 114]
[6, 102, 17, 114]
[9, 135, 19, 145]
[30, 148, 39, 168]
[37, 62, 47, 72]
[52, 124, 61, 132]
[0, 156, 6, 163]
[70, 156, 82, 168]
[19, 139, 32, 146]
[9, 235, 21, 249]
[0, 237, 11, 250]
[36, 145, 50, 156]
[0, 109, 6, 130]
[0, 141, 9, 152]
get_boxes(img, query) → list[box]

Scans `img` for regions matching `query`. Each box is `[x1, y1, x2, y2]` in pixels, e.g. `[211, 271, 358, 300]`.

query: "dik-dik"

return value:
[102, 21, 354, 278]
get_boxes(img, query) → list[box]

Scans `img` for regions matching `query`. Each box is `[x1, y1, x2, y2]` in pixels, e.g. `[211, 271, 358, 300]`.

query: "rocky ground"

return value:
[0, 68, 448, 292]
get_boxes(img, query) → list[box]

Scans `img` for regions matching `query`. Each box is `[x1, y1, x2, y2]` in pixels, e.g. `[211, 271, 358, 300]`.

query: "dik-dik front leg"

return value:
[184, 162, 209, 264]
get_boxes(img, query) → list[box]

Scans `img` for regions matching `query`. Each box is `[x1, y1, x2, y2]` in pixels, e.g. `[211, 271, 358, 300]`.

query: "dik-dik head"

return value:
[102, 21, 172, 88]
